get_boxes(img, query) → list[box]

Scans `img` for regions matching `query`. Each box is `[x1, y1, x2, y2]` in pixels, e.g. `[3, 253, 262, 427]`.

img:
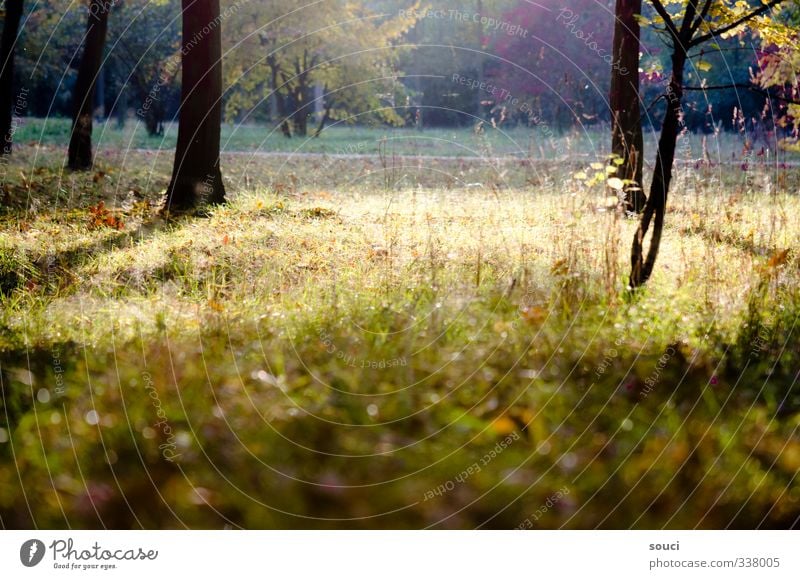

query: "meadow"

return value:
[0, 125, 798, 529]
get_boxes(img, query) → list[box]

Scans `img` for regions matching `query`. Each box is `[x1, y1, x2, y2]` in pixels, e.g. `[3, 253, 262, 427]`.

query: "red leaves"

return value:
[87, 201, 125, 230]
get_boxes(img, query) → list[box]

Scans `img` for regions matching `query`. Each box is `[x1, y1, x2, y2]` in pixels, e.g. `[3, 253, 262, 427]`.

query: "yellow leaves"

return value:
[490, 415, 516, 436]
[778, 442, 800, 473]
[696, 60, 713, 72]
[574, 160, 622, 188]
[607, 177, 625, 191]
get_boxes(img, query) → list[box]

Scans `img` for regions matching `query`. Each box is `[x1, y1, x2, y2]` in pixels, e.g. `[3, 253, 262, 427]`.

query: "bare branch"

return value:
[683, 82, 800, 105]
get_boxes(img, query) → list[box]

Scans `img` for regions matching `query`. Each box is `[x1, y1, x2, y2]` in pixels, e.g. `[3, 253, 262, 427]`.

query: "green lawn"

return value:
[14, 117, 800, 165]
[0, 141, 798, 529]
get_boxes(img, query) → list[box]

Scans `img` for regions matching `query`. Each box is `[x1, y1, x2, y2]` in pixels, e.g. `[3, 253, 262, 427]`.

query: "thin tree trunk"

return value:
[629, 49, 686, 288]
[610, 0, 646, 212]
[313, 110, 330, 137]
[164, 0, 226, 211]
[412, 18, 423, 131]
[475, 0, 484, 122]
[0, 0, 24, 156]
[68, 0, 110, 171]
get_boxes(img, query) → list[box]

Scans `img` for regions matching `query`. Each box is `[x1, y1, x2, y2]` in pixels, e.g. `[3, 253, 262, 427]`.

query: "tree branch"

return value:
[690, 0, 714, 35]
[680, 0, 700, 39]
[690, 0, 784, 47]
[650, 0, 681, 40]
[683, 82, 800, 105]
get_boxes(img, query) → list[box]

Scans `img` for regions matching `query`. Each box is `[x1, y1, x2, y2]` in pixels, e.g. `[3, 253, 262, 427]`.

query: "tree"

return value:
[610, 0, 646, 213]
[164, 0, 225, 211]
[490, 0, 617, 132]
[107, 0, 182, 137]
[753, 4, 800, 143]
[224, 0, 416, 137]
[68, 0, 111, 170]
[629, 0, 785, 288]
[0, 0, 24, 155]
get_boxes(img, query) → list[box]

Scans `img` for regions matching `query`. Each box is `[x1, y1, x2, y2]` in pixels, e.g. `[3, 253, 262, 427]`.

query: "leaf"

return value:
[491, 415, 517, 436]
[696, 60, 713, 72]
[767, 249, 790, 269]
[607, 177, 625, 190]
[551, 258, 569, 276]
[521, 306, 546, 325]
[573, 171, 588, 180]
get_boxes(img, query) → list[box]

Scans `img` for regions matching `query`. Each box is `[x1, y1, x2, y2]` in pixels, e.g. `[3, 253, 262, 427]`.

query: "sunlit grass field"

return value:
[14, 116, 800, 163]
[0, 134, 799, 529]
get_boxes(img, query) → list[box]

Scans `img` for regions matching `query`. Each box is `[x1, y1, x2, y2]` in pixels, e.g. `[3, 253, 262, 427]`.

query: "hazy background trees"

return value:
[6, 0, 793, 140]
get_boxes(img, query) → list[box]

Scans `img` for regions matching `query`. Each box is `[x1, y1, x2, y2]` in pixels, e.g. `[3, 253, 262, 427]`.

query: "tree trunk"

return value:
[68, 0, 110, 171]
[629, 49, 686, 288]
[0, 0, 24, 156]
[610, 0, 645, 212]
[313, 108, 330, 137]
[475, 0, 484, 121]
[164, 0, 226, 211]
[291, 79, 311, 137]
[268, 58, 292, 138]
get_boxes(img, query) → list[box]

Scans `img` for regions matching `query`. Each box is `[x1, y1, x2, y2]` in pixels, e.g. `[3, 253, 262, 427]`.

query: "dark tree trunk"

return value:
[610, 0, 645, 212]
[0, 0, 25, 156]
[268, 57, 292, 138]
[294, 103, 308, 137]
[144, 98, 165, 137]
[289, 76, 312, 138]
[164, 0, 226, 211]
[313, 107, 330, 138]
[68, 0, 110, 171]
[629, 49, 687, 288]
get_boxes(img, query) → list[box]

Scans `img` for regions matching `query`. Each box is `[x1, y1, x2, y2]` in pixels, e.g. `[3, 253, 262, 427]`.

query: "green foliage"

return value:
[223, 0, 420, 134]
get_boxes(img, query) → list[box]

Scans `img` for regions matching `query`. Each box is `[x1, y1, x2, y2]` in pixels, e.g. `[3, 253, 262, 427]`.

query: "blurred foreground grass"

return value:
[0, 143, 799, 528]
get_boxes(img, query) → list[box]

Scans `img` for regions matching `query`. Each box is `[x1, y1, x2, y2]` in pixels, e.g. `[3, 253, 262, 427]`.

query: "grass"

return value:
[0, 135, 799, 529]
[13, 116, 800, 164]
